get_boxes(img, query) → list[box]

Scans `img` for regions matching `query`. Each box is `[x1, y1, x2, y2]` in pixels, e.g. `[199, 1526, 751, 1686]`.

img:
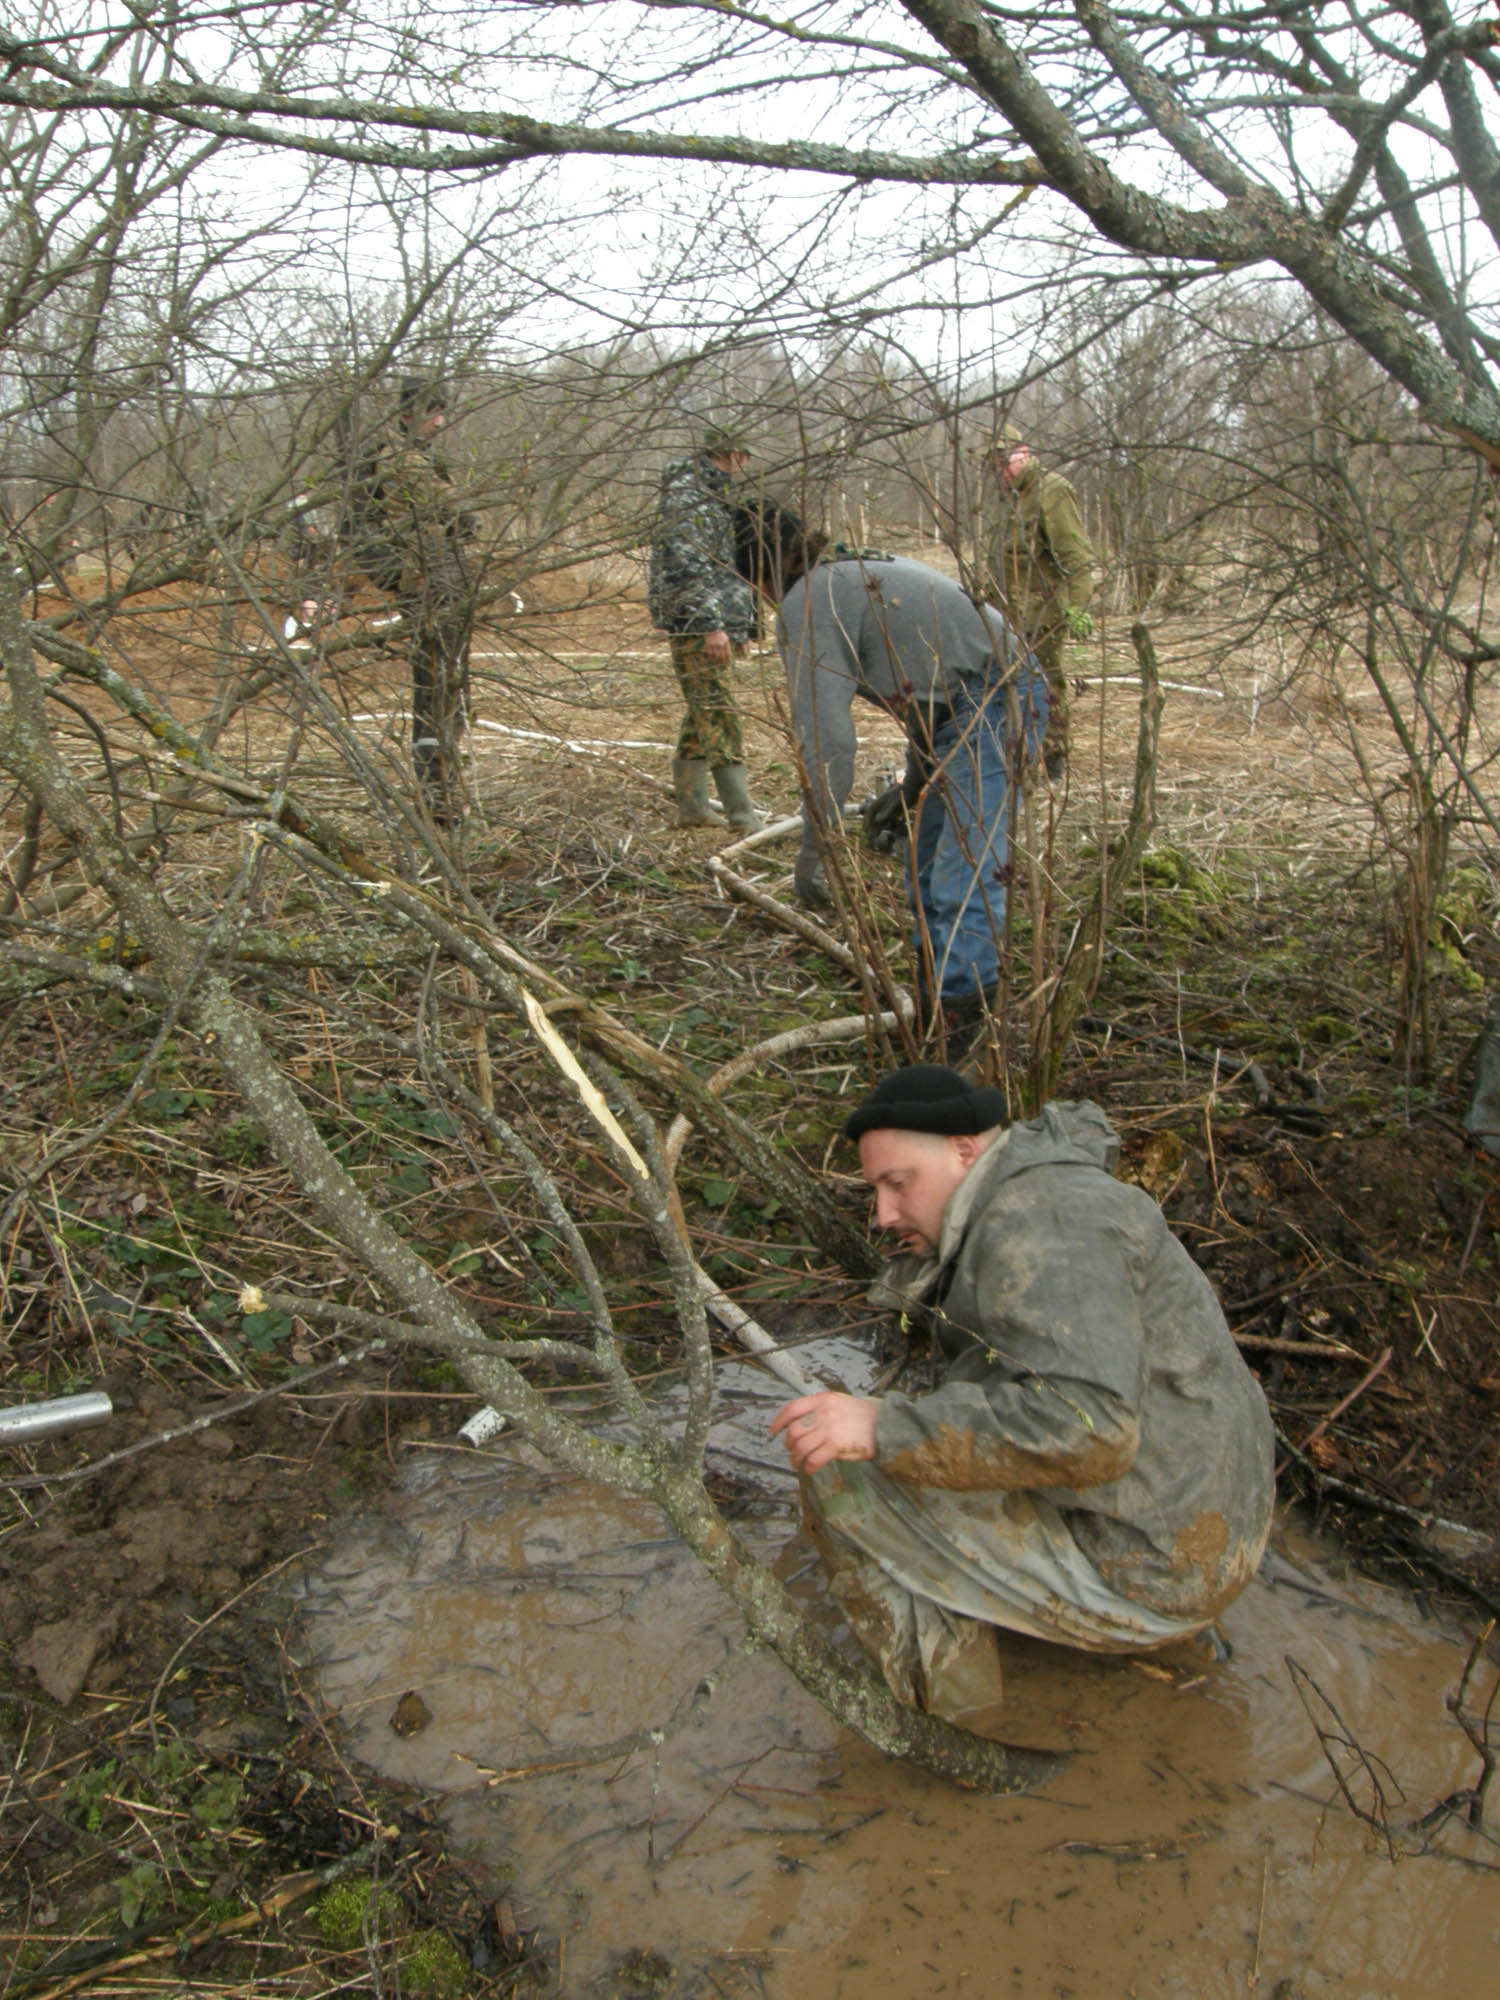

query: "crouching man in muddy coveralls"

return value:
[771, 1065, 1275, 1724]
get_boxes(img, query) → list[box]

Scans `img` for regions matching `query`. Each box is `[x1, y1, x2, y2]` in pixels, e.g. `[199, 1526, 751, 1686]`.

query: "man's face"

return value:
[857, 1127, 975, 1258]
[711, 449, 750, 478]
[998, 442, 1031, 489]
[419, 406, 446, 440]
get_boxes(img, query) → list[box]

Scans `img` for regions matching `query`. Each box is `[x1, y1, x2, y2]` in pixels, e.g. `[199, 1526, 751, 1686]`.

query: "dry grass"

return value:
[3, 557, 1499, 1995]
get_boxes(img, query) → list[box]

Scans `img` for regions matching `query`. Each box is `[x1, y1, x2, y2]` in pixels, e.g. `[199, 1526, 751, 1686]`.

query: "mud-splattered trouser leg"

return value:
[409, 605, 473, 814]
[669, 633, 744, 768]
[802, 1486, 1006, 1716]
[802, 1461, 1210, 1704]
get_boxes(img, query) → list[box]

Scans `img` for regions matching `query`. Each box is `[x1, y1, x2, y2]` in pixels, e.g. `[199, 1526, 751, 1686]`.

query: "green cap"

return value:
[701, 420, 753, 458]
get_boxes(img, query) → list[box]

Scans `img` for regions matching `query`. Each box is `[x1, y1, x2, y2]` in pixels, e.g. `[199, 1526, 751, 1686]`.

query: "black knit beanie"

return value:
[399, 375, 446, 425]
[843, 1064, 1007, 1142]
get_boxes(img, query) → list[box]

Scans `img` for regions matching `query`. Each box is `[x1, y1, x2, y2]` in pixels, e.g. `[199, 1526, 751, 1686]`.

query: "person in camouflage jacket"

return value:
[647, 423, 762, 831]
[988, 426, 1096, 777]
[375, 378, 476, 819]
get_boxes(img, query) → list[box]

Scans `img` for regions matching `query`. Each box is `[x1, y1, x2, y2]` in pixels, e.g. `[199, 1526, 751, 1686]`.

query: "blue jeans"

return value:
[910, 670, 1047, 1003]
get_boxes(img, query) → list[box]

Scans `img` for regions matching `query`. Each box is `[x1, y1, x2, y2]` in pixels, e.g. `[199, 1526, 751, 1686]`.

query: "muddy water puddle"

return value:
[295, 1357, 1499, 1996]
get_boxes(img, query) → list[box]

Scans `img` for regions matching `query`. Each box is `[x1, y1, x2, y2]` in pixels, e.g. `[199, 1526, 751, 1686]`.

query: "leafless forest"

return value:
[2, 6, 1498, 1994]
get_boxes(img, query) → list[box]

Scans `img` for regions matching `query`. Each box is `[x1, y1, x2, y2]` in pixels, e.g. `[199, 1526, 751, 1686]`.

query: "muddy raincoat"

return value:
[805, 1101, 1274, 1697]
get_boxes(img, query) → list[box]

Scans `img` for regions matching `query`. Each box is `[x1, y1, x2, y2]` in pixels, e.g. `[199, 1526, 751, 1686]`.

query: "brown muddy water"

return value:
[294, 1352, 1500, 1997]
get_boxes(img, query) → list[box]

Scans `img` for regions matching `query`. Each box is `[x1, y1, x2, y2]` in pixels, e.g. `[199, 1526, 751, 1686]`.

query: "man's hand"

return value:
[861, 782, 908, 855]
[703, 626, 732, 664]
[1063, 605, 1094, 640]
[770, 1392, 879, 1474]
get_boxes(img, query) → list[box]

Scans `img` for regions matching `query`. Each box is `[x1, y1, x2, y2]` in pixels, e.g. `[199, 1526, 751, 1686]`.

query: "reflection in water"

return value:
[294, 1358, 1499, 1997]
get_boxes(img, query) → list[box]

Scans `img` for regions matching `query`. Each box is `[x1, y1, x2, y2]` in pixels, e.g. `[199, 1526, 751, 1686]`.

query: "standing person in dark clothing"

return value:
[647, 421, 763, 831]
[988, 425, 1095, 779]
[376, 377, 476, 819]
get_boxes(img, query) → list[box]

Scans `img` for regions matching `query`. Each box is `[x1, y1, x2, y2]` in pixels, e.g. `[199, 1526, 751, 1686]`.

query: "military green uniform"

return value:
[377, 435, 474, 811]
[991, 456, 1094, 766]
[648, 453, 756, 769]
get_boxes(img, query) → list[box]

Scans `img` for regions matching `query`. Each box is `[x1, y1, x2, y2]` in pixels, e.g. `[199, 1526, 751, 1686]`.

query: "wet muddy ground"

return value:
[5, 569, 1500, 1995]
[296, 1354, 1500, 2000]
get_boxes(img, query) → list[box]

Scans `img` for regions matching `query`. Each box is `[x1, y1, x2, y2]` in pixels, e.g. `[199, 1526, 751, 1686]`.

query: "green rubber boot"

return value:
[712, 761, 764, 833]
[672, 757, 718, 827]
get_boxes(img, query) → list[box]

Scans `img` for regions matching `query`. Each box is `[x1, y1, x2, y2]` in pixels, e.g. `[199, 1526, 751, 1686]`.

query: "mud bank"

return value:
[295, 1360, 1500, 1999]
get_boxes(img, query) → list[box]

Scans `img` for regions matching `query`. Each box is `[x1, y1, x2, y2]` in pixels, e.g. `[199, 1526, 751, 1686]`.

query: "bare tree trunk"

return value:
[1036, 622, 1163, 1099]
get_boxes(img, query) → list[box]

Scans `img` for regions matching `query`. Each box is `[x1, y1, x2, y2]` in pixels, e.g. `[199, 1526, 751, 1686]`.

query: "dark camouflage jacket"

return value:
[647, 454, 755, 640]
[375, 436, 472, 607]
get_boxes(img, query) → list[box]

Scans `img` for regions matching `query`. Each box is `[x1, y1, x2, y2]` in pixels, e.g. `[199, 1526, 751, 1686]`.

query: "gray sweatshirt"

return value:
[778, 556, 1026, 839]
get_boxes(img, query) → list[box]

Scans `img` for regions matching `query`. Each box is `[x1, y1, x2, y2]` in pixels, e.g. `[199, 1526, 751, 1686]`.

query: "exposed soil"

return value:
[297, 1436, 1499, 1997]
[2, 563, 1498, 1994]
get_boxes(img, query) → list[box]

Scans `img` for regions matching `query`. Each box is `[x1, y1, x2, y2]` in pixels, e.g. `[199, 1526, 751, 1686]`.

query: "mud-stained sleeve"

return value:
[874, 1172, 1146, 1492]
[875, 1376, 1137, 1491]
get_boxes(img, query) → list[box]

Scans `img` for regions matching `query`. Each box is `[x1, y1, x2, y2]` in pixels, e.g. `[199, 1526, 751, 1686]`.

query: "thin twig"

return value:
[1279, 1344, 1392, 1475]
[146, 1545, 320, 1748]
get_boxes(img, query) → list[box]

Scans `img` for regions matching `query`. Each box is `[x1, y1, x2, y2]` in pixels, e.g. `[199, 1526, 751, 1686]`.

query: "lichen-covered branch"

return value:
[0, 548, 1059, 1793]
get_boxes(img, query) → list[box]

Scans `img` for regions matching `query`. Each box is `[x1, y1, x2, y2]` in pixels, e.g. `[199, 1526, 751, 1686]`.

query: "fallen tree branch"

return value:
[1, 551, 1061, 1794]
[1280, 1345, 1392, 1473]
[708, 852, 861, 970]
[663, 1007, 913, 1174]
[1232, 1333, 1366, 1359]
[695, 1269, 833, 1398]
[1276, 1435, 1500, 1622]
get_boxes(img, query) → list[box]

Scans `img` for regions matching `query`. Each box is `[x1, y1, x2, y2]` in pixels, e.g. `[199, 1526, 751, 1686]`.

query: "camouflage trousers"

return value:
[668, 633, 744, 768]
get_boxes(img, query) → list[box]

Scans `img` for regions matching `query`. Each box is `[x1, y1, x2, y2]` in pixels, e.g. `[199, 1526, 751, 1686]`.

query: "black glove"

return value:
[862, 783, 908, 855]
[862, 748, 928, 854]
